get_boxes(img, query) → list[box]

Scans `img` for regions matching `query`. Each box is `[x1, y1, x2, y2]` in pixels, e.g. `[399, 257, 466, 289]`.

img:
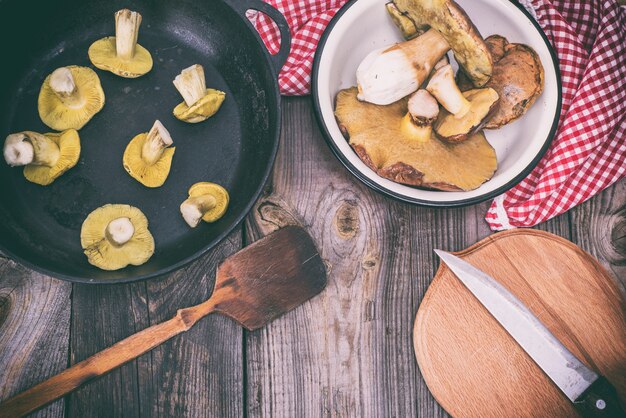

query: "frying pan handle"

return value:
[228, 0, 292, 76]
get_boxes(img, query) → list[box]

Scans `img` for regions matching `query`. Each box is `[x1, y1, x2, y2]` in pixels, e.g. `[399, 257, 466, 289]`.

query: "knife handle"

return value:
[574, 377, 624, 417]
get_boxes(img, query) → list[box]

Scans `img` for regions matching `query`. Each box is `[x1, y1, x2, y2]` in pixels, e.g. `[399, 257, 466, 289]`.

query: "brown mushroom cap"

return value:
[457, 35, 545, 129]
[38, 66, 105, 131]
[23, 130, 81, 186]
[123, 132, 175, 188]
[80, 204, 155, 270]
[173, 89, 226, 123]
[393, 0, 493, 87]
[335, 87, 496, 191]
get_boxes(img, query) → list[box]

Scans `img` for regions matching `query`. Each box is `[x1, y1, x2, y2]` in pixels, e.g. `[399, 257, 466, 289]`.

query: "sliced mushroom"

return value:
[180, 182, 229, 227]
[401, 89, 440, 143]
[123, 120, 176, 188]
[356, 29, 450, 105]
[81, 204, 155, 270]
[434, 88, 499, 142]
[172, 64, 226, 123]
[3, 130, 80, 185]
[335, 87, 496, 191]
[88, 9, 153, 78]
[38, 66, 105, 131]
[456, 35, 544, 129]
[393, 0, 492, 87]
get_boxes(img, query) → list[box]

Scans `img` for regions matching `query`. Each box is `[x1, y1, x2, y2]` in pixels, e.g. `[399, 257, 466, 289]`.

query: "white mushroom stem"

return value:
[115, 9, 142, 61]
[173, 64, 207, 107]
[48, 67, 84, 107]
[3, 132, 60, 167]
[401, 89, 439, 142]
[434, 55, 450, 71]
[106, 217, 135, 245]
[180, 194, 216, 227]
[426, 64, 470, 118]
[356, 29, 450, 105]
[142, 120, 173, 165]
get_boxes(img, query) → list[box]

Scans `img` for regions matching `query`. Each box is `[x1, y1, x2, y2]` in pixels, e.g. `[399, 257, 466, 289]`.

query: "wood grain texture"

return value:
[67, 229, 244, 418]
[414, 230, 626, 418]
[0, 258, 71, 418]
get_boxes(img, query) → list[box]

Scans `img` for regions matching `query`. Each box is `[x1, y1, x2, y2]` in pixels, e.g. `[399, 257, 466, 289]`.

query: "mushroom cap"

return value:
[335, 87, 496, 191]
[188, 182, 230, 222]
[456, 35, 544, 129]
[434, 88, 499, 143]
[88, 37, 153, 78]
[393, 0, 492, 87]
[23, 129, 81, 186]
[173, 89, 226, 123]
[123, 132, 175, 188]
[80, 204, 155, 271]
[37, 66, 105, 131]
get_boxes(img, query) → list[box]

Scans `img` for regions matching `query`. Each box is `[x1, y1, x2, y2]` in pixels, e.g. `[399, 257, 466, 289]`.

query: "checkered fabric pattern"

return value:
[253, 0, 626, 230]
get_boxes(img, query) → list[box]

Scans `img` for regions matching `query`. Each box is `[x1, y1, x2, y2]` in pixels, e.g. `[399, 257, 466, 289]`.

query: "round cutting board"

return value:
[414, 229, 626, 417]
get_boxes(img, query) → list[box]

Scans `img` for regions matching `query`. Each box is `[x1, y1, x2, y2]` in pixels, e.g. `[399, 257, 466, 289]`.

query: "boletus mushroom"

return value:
[173, 64, 226, 123]
[457, 35, 544, 129]
[88, 9, 153, 78]
[3, 130, 80, 186]
[356, 28, 450, 105]
[393, 0, 493, 87]
[81, 204, 155, 270]
[427, 64, 499, 142]
[123, 120, 175, 188]
[385, 2, 424, 40]
[38, 66, 105, 131]
[180, 182, 230, 227]
[335, 87, 496, 191]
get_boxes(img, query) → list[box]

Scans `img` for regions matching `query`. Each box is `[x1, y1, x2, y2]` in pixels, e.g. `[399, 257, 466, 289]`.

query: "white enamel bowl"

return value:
[312, 0, 561, 206]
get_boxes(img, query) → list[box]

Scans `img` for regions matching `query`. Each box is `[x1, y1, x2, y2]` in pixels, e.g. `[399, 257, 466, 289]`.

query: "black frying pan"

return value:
[0, 0, 290, 283]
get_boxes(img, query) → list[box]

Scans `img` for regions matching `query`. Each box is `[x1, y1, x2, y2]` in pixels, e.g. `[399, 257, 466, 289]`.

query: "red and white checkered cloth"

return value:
[253, 0, 626, 230]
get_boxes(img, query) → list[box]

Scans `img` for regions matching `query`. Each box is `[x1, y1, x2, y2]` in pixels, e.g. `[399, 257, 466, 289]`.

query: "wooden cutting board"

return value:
[414, 229, 626, 418]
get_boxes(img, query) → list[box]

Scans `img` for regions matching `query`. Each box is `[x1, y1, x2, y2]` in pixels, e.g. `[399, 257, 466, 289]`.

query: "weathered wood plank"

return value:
[0, 258, 71, 418]
[569, 179, 626, 290]
[68, 229, 243, 417]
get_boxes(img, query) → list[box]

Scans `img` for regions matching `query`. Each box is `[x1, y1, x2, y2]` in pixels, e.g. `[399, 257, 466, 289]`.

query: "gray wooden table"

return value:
[0, 97, 624, 417]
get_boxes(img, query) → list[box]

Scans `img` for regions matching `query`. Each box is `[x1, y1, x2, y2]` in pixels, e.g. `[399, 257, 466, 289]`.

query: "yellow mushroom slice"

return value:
[88, 9, 153, 78]
[172, 64, 226, 123]
[180, 182, 229, 227]
[123, 120, 175, 188]
[38, 66, 105, 131]
[3, 130, 80, 186]
[81, 204, 155, 271]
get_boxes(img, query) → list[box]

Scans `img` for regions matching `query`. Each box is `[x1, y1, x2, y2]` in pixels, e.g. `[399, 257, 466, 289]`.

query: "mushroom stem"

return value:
[115, 9, 142, 61]
[48, 67, 84, 108]
[3, 132, 60, 167]
[105, 217, 135, 246]
[180, 194, 217, 227]
[356, 28, 450, 105]
[426, 64, 470, 118]
[141, 120, 173, 165]
[401, 89, 439, 142]
[173, 64, 207, 107]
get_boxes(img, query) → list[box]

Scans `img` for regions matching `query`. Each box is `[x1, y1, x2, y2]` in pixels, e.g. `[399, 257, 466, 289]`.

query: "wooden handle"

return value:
[574, 377, 625, 418]
[0, 303, 214, 417]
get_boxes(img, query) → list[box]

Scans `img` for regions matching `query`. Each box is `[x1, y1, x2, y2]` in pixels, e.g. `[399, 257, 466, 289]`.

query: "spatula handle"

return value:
[574, 377, 625, 418]
[0, 306, 211, 417]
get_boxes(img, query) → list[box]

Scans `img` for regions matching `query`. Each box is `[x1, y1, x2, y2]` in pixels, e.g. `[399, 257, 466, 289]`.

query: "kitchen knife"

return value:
[434, 250, 624, 417]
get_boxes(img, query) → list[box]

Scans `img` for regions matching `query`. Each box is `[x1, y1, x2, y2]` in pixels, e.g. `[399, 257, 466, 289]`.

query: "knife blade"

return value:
[434, 250, 624, 417]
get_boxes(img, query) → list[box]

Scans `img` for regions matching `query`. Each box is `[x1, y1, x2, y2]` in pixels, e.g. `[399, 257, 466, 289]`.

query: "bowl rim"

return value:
[311, 0, 562, 208]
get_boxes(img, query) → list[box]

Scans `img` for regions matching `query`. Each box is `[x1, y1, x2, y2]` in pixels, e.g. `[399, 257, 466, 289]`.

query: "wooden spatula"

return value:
[0, 226, 326, 417]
